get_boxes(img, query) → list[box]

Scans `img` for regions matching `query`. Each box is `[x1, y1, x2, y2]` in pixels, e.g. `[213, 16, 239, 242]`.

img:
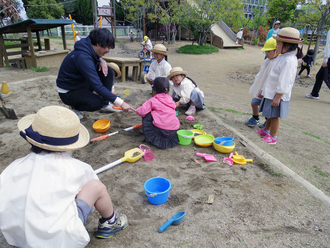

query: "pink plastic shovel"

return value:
[196, 152, 217, 162]
[223, 152, 234, 166]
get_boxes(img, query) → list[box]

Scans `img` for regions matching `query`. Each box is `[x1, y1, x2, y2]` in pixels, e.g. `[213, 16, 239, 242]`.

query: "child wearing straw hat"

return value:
[146, 44, 172, 84]
[0, 106, 128, 247]
[246, 37, 279, 128]
[168, 67, 205, 115]
[255, 27, 303, 144]
[136, 77, 180, 149]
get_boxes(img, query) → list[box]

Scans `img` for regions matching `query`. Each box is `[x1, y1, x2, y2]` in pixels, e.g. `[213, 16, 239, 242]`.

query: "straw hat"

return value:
[168, 67, 188, 79]
[108, 62, 121, 78]
[18, 106, 89, 151]
[273, 27, 302, 44]
[151, 44, 168, 55]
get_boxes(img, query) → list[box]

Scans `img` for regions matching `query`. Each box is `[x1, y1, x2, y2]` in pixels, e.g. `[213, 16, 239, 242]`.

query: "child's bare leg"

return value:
[265, 118, 271, 131]
[252, 104, 259, 116]
[269, 117, 280, 137]
[77, 179, 113, 218]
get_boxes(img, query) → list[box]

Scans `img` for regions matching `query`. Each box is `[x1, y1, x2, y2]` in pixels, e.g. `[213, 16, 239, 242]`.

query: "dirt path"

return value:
[0, 39, 329, 247]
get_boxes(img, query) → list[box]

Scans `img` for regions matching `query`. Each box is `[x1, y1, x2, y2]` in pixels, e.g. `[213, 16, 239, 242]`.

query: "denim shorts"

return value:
[75, 198, 92, 225]
[251, 97, 262, 106]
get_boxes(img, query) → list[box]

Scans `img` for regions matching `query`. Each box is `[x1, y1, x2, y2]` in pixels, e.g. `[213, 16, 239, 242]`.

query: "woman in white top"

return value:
[168, 67, 205, 115]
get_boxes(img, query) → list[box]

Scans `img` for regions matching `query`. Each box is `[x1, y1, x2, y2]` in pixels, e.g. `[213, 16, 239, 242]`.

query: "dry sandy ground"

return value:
[0, 38, 330, 247]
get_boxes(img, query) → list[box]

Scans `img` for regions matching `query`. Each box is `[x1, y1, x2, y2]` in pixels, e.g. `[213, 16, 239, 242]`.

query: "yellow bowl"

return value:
[93, 119, 110, 133]
[213, 141, 235, 153]
[191, 129, 206, 139]
[194, 134, 214, 147]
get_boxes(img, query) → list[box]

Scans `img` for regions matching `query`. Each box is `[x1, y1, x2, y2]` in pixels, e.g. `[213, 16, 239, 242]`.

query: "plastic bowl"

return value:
[93, 119, 110, 133]
[213, 141, 235, 153]
[215, 137, 234, 146]
[194, 134, 215, 147]
[191, 129, 206, 139]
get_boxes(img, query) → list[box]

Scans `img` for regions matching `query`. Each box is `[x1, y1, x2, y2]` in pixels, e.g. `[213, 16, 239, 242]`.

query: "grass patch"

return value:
[176, 45, 219, 54]
[54, 42, 63, 45]
[269, 168, 285, 177]
[302, 131, 330, 145]
[30, 66, 51, 72]
[311, 168, 329, 178]
[207, 106, 251, 115]
[236, 47, 244, 50]
[4, 41, 20, 46]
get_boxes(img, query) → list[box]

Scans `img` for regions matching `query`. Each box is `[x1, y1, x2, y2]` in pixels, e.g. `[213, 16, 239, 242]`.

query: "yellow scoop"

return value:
[232, 152, 253, 165]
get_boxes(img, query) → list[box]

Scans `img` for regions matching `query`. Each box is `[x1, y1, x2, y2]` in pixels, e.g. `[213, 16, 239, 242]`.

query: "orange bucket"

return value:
[93, 119, 110, 133]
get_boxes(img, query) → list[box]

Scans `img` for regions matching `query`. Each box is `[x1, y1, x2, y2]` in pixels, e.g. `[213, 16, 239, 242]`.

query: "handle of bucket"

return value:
[139, 144, 150, 152]
[145, 192, 157, 197]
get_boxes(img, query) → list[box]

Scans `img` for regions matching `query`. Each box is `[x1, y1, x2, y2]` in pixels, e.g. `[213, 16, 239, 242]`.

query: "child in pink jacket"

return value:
[136, 77, 180, 149]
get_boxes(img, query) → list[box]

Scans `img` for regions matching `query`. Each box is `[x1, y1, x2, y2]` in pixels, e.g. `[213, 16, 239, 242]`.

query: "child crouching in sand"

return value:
[136, 77, 180, 149]
[0, 106, 127, 247]
[168, 67, 206, 115]
[255, 27, 302, 144]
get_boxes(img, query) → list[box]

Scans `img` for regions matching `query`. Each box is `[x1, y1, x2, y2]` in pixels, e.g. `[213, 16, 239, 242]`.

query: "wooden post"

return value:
[61, 26, 67, 50]
[27, 26, 37, 67]
[0, 34, 4, 67]
[36, 31, 41, 51]
[92, 0, 98, 29]
[112, 0, 117, 39]
[143, 5, 146, 36]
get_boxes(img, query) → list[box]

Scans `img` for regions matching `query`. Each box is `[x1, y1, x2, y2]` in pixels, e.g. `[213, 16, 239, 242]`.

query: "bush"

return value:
[258, 26, 268, 43]
[243, 27, 251, 41]
[253, 38, 260, 45]
[30, 66, 51, 72]
[176, 45, 219, 54]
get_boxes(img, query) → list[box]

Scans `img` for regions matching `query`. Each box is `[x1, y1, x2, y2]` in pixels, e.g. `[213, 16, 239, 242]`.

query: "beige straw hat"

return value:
[273, 27, 302, 44]
[108, 62, 121, 78]
[168, 67, 188, 79]
[18, 106, 89, 151]
[150, 44, 168, 55]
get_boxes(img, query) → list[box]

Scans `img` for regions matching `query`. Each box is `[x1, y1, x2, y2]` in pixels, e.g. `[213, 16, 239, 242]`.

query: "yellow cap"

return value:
[144, 36, 148, 41]
[261, 37, 277, 51]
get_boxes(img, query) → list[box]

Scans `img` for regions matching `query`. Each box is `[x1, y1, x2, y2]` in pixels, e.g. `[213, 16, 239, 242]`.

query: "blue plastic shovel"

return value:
[158, 211, 186, 233]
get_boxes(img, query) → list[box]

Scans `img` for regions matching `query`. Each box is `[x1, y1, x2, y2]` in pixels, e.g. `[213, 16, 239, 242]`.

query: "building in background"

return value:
[243, 0, 267, 19]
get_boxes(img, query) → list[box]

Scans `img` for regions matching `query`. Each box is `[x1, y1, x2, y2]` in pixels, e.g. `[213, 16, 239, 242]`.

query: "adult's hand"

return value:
[322, 61, 328, 67]
[99, 59, 108, 76]
[121, 102, 136, 113]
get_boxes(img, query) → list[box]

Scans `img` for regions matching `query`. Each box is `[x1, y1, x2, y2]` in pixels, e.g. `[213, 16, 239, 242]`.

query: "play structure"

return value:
[210, 20, 243, 48]
[0, 19, 73, 68]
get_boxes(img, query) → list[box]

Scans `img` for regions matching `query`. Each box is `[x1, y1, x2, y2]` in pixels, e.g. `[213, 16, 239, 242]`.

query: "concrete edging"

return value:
[209, 110, 330, 206]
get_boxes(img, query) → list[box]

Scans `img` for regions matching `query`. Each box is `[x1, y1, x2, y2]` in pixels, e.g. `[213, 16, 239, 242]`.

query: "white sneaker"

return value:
[307, 74, 311, 78]
[296, 75, 300, 79]
[185, 105, 196, 115]
[70, 107, 83, 119]
[305, 93, 319, 100]
[100, 103, 122, 113]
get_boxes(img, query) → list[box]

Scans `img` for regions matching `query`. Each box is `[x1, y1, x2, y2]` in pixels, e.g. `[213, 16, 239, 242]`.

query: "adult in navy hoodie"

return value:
[56, 28, 134, 113]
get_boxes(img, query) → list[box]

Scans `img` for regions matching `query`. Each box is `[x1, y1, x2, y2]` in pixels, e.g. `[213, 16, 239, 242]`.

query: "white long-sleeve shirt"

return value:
[323, 30, 330, 62]
[261, 51, 298, 101]
[146, 58, 172, 81]
[169, 77, 204, 104]
[0, 152, 98, 248]
[249, 56, 279, 99]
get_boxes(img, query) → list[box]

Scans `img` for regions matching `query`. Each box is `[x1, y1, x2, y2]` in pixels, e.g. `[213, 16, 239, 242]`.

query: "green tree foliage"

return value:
[61, 0, 76, 18]
[177, 0, 243, 46]
[73, 0, 93, 25]
[23, 0, 64, 19]
[266, 0, 299, 26]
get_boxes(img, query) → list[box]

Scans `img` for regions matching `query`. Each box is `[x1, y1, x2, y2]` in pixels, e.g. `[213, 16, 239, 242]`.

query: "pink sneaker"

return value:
[254, 128, 268, 137]
[262, 134, 277, 145]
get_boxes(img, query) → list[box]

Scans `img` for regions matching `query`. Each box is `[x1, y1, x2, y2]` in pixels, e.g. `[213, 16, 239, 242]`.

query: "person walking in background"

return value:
[306, 30, 330, 100]
[297, 49, 314, 78]
[236, 28, 243, 45]
[266, 20, 281, 41]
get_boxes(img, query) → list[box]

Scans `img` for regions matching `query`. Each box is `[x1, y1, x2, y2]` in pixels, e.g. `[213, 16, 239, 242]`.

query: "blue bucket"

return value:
[144, 177, 171, 205]
[215, 137, 234, 146]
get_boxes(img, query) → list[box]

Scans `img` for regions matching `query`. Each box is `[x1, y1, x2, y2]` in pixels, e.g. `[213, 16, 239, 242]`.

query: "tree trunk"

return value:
[314, 9, 329, 61]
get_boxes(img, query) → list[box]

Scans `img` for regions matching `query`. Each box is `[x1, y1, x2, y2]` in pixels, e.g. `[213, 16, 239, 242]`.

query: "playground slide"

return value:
[211, 23, 242, 48]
